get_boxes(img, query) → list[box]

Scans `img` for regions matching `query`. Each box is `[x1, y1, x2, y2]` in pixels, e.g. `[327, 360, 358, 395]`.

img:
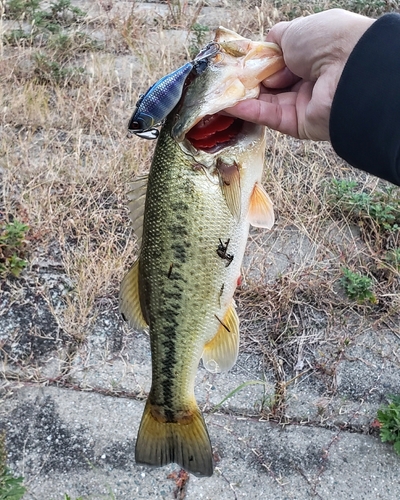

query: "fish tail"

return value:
[135, 400, 213, 477]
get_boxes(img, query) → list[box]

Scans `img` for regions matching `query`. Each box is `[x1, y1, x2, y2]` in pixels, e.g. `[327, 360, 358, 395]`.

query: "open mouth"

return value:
[185, 114, 244, 153]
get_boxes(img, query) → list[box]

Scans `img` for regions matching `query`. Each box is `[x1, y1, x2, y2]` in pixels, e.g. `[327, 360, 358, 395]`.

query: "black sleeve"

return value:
[329, 13, 400, 186]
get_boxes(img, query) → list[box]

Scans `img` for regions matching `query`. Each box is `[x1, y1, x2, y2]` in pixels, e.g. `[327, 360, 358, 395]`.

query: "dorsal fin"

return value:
[127, 175, 148, 247]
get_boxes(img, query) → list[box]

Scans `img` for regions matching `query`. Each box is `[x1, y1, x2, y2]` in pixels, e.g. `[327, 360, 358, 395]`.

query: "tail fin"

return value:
[135, 400, 213, 477]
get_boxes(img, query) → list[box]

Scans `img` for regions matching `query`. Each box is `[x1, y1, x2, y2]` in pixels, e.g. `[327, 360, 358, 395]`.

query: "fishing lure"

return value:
[128, 42, 220, 139]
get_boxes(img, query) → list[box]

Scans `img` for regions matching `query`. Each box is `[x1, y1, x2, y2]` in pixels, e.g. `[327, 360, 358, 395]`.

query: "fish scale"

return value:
[140, 124, 238, 412]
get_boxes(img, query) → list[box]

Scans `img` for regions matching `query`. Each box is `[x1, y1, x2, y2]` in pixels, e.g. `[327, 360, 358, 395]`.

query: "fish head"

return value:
[171, 26, 284, 157]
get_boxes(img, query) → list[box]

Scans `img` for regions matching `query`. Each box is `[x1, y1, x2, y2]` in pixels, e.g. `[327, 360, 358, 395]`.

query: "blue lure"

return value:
[128, 62, 194, 139]
[128, 42, 220, 139]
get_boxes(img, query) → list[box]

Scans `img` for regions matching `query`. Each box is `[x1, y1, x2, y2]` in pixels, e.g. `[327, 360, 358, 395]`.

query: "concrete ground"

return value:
[1, 385, 399, 500]
[1, 249, 400, 499]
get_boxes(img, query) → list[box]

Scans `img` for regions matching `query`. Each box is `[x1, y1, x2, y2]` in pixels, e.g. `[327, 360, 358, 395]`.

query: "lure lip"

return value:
[193, 41, 220, 62]
[134, 129, 160, 139]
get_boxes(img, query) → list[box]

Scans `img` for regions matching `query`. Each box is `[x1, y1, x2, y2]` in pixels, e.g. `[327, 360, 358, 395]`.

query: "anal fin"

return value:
[202, 302, 239, 373]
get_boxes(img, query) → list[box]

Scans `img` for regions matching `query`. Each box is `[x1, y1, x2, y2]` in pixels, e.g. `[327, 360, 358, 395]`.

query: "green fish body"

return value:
[120, 27, 284, 477]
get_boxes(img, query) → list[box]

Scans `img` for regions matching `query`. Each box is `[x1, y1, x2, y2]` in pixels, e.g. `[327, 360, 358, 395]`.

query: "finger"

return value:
[224, 94, 300, 138]
[266, 21, 290, 45]
[262, 67, 300, 89]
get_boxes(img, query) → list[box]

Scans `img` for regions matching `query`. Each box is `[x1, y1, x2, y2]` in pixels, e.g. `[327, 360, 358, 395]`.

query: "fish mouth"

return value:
[174, 27, 284, 154]
[184, 113, 245, 154]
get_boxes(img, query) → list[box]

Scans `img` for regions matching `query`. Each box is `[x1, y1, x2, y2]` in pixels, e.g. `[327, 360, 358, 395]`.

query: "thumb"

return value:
[266, 21, 290, 45]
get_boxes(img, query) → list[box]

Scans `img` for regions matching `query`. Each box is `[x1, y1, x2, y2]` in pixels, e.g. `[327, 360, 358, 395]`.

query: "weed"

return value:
[339, 267, 376, 304]
[48, 0, 86, 22]
[2, 29, 31, 44]
[189, 23, 210, 59]
[4, 0, 92, 86]
[0, 220, 29, 278]
[333, 0, 395, 17]
[328, 179, 400, 232]
[32, 52, 85, 84]
[212, 380, 268, 412]
[6, 254, 27, 277]
[6, 0, 85, 26]
[61, 491, 115, 500]
[163, 0, 204, 33]
[0, 433, 26, 500]
[5, 0, 40, 20]
[47, 31, 99, 58]
[0, 220, 28, 248]
[383, 249, 400, 271]
[377, 395, 400, 455]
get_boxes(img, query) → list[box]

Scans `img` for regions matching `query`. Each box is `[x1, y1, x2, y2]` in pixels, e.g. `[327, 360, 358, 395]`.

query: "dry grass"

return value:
[1, 0, 400, 415]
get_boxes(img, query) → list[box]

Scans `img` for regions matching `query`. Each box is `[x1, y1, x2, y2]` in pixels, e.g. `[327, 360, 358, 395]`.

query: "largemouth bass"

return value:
[120, 27, 284, 477]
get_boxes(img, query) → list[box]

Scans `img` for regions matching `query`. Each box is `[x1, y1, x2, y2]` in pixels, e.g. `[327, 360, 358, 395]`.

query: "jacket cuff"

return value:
[330, 13, 400, 186]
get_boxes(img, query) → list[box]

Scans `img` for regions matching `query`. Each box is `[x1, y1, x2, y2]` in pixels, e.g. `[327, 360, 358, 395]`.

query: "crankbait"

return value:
[128, 42, 220, 139]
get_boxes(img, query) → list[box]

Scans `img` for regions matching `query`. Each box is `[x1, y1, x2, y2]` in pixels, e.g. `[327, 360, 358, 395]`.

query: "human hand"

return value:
[224, 9, 375, 141]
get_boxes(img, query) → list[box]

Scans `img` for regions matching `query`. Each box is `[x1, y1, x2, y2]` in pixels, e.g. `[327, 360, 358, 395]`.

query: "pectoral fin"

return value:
[248, 182, 275, 229]
[127, 175, 148, 247]
[119, 259, 148, 330]
[202, 302, 239, 373]
[217, 159, 241, 221]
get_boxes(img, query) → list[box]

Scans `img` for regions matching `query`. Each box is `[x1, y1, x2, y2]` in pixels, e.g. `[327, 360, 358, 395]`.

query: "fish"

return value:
[128, 42, 220, 139]
[120, 27, 284, 477]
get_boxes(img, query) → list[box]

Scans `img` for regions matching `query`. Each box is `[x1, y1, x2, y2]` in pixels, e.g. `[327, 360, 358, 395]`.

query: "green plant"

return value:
[5, 0, 86, 40]
[3, 28, 31, 44]
[0, 220, 28, 248]
[33, 52, 85, 84]
[49, 0, 86, 21]
[5, 0, 40, 20]
[0, 433, 26, 500]
[332, 0, 391, 17]
[6, 0, 84, 25]
[212, 380, 268, 412]
[339, 267, 376, 303]
[382, 248, 400, 271]
[377, 395, 400, 455]
[165, 0, 204, 31]
[0, 220, 29, 277]
[328, 179, 400, 232]
[189, 23, 210, 59]
[47, 31, 99, 57]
